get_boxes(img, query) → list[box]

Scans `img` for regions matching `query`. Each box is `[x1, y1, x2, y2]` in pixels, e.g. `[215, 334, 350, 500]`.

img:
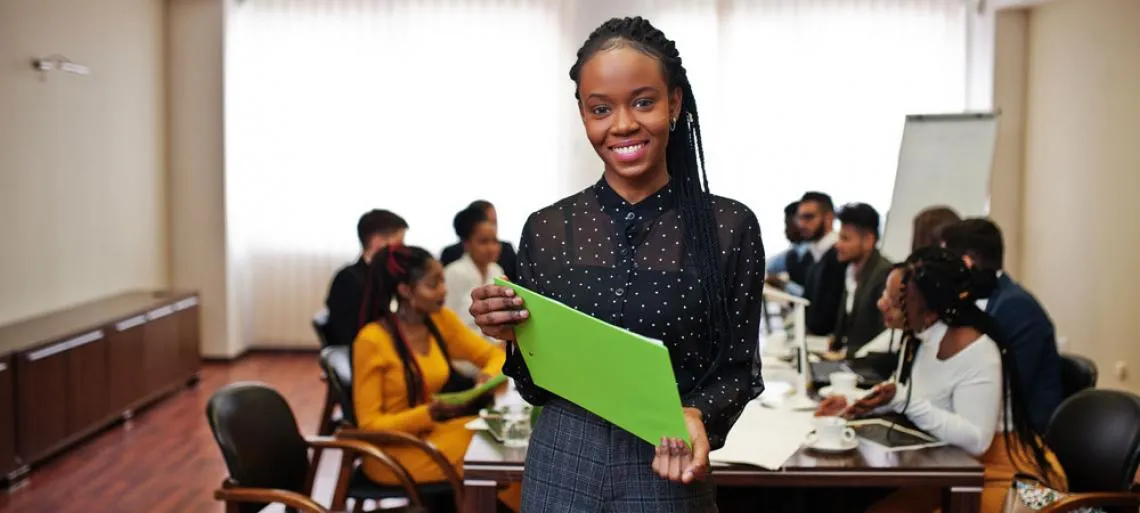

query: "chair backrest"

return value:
[313, 308, 332, 348]
[320, 346, 356, 426]
[206, 382, 312, 513]
[1059, 352, 1098, 399]
[1045, 388, 1140, 493]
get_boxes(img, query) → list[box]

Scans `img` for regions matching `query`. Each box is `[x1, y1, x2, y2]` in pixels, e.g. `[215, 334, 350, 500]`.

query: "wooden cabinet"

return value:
[16, 337, 72, 463]
[106, 315, 147, 414]
[175, 298, 201, 380]
[0, 355, 16, 477]
[66, 333, 109, 437]
[0, 291, 200, 479]
[143, 304, 180, 393]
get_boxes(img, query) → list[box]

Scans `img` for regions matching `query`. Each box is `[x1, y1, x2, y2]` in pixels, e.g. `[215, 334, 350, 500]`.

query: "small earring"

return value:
[670, 118, 678, 132]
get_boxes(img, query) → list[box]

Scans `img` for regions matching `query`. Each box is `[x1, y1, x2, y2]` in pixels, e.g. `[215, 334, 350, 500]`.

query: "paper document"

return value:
[709, 401, 814, 470]
[495, 278, 690, 445]
[433, 373, 508, 405]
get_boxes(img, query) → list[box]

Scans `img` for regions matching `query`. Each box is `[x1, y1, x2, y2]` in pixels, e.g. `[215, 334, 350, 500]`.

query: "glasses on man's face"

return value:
[797, 212, 819, 222]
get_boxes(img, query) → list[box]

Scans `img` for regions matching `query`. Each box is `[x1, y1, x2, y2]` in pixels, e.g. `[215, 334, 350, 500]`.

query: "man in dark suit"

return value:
[323, 209, 408, 347]
[440, 200, 518, 281]
[798, 192, 846, 336]
[832, 203, 892, 358]
[942, 218, 1063, 433]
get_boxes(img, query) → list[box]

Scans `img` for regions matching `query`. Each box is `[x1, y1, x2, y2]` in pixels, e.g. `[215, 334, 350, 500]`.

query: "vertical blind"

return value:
[226, 0, 969, 346]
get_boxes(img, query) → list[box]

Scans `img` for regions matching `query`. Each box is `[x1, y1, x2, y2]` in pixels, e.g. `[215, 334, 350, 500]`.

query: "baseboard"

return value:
[201, 346, 319, 362]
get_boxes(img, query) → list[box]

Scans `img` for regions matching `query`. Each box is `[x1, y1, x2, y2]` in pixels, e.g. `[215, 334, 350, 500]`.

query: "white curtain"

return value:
[226, 0, 970, 346]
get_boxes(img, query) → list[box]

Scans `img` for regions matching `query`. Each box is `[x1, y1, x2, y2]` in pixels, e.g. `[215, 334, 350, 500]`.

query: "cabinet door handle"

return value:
[174, 297, 199, 311]
[146, 305, 175, 320]
[27, 330, 104, 361]
[115, 315, 147, 332]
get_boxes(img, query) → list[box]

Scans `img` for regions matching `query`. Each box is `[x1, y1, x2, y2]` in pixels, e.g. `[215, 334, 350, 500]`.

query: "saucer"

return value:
[803, 435, 859, 453]
[819, 386, 871, 401]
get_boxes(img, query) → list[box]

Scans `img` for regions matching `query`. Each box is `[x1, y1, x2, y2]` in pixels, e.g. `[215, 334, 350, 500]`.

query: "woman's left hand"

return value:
[652, 408, 710, 484]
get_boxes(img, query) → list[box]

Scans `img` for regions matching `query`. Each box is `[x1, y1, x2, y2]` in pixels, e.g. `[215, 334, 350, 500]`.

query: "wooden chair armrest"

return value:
[336, 428, 464, 507]
[305, 436, 422, 506]
[1040, 492, 1140, 512]
[214, 485, 329, 513]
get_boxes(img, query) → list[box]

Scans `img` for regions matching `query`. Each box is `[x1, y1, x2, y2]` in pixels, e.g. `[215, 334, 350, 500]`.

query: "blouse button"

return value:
[625, 212, 636, 221]
[615, 288, 626, 297]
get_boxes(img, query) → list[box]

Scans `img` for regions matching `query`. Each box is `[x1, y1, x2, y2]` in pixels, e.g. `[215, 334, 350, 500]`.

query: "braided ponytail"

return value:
[569, 17, 733, 390]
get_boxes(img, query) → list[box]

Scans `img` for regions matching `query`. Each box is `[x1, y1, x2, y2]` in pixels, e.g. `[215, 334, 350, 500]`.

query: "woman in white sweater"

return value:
[818, 246, 1063, 513]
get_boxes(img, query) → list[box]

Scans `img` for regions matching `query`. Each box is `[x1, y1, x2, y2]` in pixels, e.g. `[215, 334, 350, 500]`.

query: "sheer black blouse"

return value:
[503, 177, 766, 449]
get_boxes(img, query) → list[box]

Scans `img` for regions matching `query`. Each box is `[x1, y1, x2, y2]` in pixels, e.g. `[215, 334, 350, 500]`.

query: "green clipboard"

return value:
[494, 278, 690, 445]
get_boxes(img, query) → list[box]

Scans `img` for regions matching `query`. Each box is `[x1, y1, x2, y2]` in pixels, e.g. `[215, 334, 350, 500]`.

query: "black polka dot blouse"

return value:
[504, 177, 766, 449]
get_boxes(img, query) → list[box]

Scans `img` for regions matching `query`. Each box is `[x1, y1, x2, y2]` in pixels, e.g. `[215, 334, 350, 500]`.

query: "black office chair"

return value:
[206, 381, 424, 513]
[320, 347, 463, 513]
[314, 308, 333, 348]
[310, 309, 342, 493]
[1040, 388, 1140, 511]
[1058, 353, 1098, 400]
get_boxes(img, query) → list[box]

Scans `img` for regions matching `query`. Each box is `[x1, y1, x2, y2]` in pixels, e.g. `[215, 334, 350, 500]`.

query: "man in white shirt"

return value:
[444, 205, 504, 334]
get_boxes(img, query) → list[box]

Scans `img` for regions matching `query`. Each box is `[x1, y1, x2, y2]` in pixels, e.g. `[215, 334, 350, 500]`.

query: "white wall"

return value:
[1019, 0, 1140, 391]
[0, 0, 167, 325]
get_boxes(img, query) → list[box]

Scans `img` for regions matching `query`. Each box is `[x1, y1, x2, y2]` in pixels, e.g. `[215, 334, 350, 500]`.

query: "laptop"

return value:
[809, 352, 895, 389]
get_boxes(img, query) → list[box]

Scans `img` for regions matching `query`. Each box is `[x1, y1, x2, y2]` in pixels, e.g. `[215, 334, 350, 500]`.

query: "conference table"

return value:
[462, 429, 984, 513]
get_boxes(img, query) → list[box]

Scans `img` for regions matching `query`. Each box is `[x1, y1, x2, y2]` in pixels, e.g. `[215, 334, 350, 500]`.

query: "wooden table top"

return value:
[0, 290, 198, 356]
[464, 431, 984, 487]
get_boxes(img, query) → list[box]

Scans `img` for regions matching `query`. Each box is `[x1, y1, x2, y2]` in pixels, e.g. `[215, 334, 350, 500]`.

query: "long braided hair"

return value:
[569, 17, 734, 391]
[359, 244, 439, 407]
[894, 246, 1054, 483]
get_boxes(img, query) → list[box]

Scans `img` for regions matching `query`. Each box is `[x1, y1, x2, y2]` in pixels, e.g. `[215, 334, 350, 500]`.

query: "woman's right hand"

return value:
[469, 282, 529, 341]
[428, 400, 481, 422]
[815, 396, 849, 418]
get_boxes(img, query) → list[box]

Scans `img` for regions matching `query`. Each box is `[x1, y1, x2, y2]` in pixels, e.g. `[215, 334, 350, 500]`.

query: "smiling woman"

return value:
[467, 16, 766, 512]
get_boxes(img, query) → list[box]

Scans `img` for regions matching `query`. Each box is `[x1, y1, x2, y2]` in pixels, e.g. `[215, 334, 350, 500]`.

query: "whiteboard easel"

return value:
[880, 113, 998, 262]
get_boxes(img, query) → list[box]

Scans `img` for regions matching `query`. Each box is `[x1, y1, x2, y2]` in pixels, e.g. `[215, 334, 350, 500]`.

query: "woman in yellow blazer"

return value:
[352, 244, 519, 511]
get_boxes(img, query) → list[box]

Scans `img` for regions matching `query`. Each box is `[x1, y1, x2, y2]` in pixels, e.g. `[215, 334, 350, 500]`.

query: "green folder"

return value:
[432, 373, 508, 405]
[494, 278, 690, 445]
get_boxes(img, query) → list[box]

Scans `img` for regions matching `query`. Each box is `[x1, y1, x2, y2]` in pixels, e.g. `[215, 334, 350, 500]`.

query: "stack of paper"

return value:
[709, 401, 814, 470]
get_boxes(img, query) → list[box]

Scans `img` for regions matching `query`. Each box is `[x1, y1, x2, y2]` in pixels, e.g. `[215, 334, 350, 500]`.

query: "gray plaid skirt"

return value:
[520, 399, 718, 512]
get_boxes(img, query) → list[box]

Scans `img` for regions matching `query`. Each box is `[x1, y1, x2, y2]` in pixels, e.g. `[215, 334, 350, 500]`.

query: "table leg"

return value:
[942, 485, 982, 513]
[464, 479, 499, 513]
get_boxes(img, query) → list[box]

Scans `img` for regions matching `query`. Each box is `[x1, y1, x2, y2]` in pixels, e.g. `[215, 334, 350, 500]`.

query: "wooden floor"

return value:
[0, 353, 341, 513]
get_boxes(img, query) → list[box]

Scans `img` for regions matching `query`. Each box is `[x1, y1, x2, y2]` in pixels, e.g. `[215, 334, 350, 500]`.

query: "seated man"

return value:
[440, 200, 518, 281]
[941, 218, 1063, 433]
[765, 200, 810, 296]
[831, 203, 892, 358]
[323, 209, 407, 347]
[798, 191, 846, 336]
[444, 206, 504, 335]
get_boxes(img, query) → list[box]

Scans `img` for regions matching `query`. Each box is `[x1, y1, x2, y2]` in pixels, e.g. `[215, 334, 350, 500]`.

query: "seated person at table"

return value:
[911, 205, 960, 252]
[440, 200, 519, 281]
[324, 209, 407, 347]
[798, 191, 846, 336]
[766, 200, 811, 296]
[352, 245, 519, 511]
[830, 203, 892, 358]
[941, 218, 1063, 434]
[818, 247, 1064, 513]
[444, 205, 504, 335]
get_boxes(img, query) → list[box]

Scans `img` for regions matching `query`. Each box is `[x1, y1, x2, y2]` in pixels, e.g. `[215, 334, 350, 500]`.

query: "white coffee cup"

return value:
[809, 415, 856, 449]
[829, 371, 859, 392]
